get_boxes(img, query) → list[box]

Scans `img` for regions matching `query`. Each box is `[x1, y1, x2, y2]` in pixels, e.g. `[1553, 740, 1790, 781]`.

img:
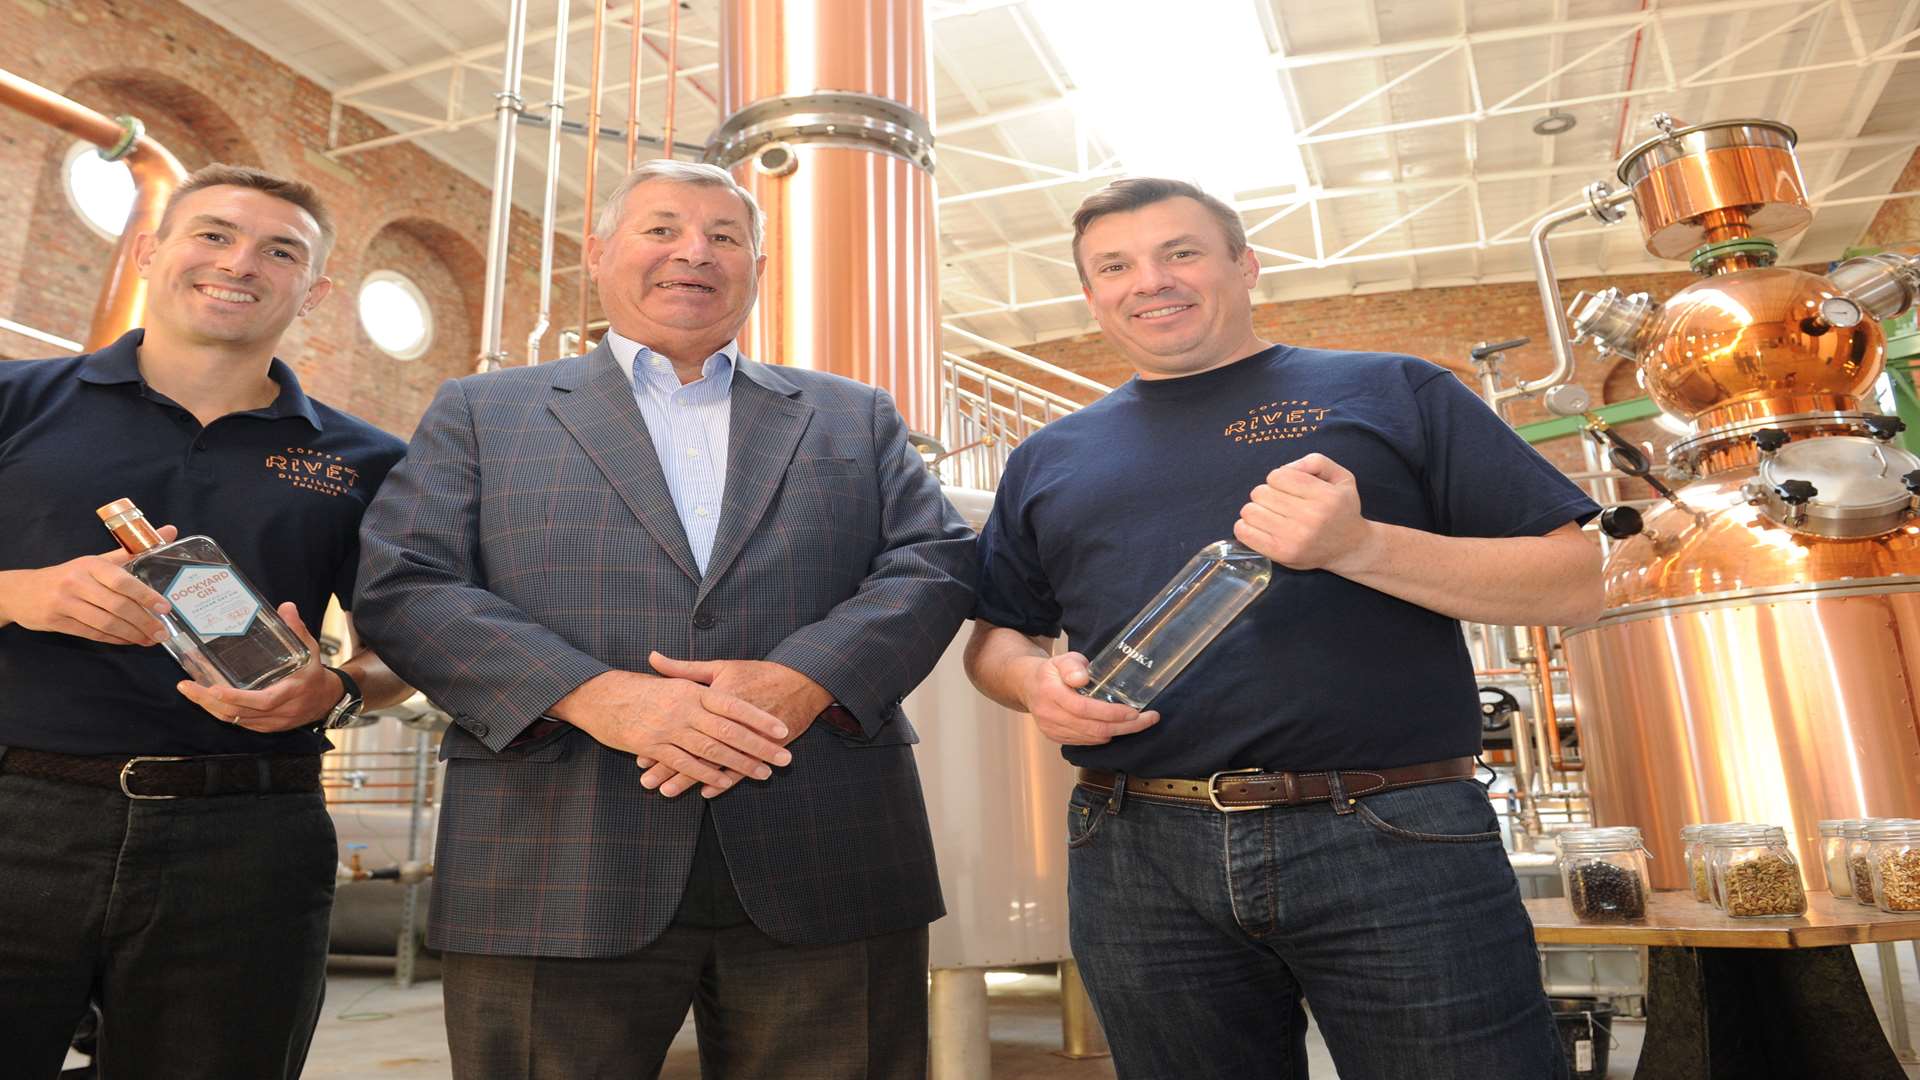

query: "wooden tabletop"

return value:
[1524, 890, 1920, 949]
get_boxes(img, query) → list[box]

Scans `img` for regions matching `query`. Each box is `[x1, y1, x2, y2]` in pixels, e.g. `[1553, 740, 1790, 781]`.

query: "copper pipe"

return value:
[661, 0, 678, 159]
[1530, 625, 1584, 772]
[0, 67, 186, 350]
[625, 0, 643, 169]
[1696, 207, 1753, 245]
[642, 34, 718, 107]
[578, 0, 607, 348]
[1475, 666, 1568, 677]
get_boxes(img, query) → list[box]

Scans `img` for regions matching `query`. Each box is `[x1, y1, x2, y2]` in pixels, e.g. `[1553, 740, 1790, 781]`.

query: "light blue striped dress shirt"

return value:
[605, 329, 736, 575]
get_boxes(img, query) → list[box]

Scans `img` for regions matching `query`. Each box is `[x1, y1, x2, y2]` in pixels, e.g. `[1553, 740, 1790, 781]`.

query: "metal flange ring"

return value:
[705, 91, 935, 174]
[100, 115, 144, 162]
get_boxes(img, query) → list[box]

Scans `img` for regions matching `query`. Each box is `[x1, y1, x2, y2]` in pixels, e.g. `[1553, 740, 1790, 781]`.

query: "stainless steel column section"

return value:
[706, 0, 939, 433]
[477, 0, 531, 372]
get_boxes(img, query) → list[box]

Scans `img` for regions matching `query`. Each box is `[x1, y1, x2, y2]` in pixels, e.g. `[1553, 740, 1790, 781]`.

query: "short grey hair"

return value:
[593, 160, 764, 256]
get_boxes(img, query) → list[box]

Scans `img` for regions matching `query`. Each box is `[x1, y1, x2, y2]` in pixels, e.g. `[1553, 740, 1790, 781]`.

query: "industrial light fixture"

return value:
[1027, 0, 1306, 197]
[1532, 109, 1578, 136]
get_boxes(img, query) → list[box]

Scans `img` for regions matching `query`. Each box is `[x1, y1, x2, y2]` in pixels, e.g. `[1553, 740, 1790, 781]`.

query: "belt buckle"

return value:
[119, 756, 191, 800]
[1206, 767, 1264, 813]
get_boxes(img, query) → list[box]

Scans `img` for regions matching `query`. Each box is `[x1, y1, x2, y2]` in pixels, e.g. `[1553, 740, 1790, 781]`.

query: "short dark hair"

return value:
[1070, 178, 1248, 286]
[158, 164, 335, 271]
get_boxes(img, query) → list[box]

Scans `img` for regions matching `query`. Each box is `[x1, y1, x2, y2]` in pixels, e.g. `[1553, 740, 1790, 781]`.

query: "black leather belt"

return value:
[1, 747, 322, 800]
[1076, 757, 1477, 813]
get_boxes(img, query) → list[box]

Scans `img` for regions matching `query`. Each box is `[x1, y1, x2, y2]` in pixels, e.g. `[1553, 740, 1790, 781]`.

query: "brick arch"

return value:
[334, 216, 488, 436]
[64, 69, 263, 166]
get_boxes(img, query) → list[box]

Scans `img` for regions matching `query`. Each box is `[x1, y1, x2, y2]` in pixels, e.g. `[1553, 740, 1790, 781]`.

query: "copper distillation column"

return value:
[703, 0, 939, 434]
[1532, 114, 1920, 889]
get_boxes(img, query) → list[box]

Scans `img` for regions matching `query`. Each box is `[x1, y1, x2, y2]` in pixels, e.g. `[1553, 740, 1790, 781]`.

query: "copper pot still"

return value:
[1551, 115, 1920, 890]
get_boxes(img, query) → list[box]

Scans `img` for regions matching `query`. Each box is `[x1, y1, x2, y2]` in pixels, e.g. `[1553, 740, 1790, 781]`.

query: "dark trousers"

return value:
[443, 811, 930, 1079]
[0, 769, 337, 1080]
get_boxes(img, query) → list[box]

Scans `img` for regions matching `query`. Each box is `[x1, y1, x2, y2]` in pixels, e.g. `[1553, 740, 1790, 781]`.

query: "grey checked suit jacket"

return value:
[353, 343, 976, 958]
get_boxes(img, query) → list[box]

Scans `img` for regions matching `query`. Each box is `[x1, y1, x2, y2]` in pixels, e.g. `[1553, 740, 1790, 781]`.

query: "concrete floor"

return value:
[61, 945, 1920, 1077]
[288, 944, 1919, 1078]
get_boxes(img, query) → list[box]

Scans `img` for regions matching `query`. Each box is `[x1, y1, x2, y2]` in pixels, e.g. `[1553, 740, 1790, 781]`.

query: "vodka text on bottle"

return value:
[1078, 540, 1273, 710]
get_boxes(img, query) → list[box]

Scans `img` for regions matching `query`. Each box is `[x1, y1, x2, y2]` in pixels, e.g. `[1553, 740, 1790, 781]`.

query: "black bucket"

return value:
[1550, 997, 1615, 1079]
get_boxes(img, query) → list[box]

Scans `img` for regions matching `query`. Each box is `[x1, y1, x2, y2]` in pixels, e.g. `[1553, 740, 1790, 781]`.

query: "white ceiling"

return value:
[183, 0, 1920, 351]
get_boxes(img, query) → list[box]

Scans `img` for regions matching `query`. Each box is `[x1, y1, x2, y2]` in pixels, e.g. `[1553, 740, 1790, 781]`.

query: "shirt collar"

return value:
[77, 328, 325, 431]
[604, 328, 739, 391]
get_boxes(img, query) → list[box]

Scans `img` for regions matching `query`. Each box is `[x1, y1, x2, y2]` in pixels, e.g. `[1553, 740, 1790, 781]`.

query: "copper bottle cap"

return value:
[96, 498, 139, 521]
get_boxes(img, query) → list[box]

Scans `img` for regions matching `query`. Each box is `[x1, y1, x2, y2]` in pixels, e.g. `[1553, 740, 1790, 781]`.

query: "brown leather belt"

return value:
[1076, 756, 1477, 813]
[0, 748, 322, 800]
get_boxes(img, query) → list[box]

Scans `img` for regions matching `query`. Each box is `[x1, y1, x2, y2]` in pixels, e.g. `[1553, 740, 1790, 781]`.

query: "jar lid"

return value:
[1867, 820, 1920, 841]
[1705, 824, 1784, 845]
[1843, 819, 1889, 838]
[1557, 828, 1648, 854]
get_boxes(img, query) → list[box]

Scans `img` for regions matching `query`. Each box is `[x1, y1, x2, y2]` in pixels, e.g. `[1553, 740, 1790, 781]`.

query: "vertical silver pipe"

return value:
[1507, 186, 1635, 406]
[525, 0, 571, 366]
[478, 0, 531, 372]
[1505, 625, 1546, 850]
[394, 728, 432, 989]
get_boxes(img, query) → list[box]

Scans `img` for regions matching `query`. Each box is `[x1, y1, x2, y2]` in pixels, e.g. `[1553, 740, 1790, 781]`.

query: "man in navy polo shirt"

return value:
[0, 164, 409, 1078]
[965, 178, 1601, 1079]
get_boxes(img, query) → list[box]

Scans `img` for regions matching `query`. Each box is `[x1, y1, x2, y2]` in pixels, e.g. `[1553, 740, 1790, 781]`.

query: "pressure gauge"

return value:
[1819, 294, 1864, 329]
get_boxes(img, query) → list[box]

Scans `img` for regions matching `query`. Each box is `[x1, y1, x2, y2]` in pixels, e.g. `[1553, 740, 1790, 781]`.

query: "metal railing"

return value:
[935, 325, 1109, 489]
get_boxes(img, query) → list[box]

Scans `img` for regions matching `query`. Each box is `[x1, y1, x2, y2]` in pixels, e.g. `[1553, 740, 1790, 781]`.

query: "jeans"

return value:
[0, 768, 337, 1080]
[1066, 776, 1568, 1080]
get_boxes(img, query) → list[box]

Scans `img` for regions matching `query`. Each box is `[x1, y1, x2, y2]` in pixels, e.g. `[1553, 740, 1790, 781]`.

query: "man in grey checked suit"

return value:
[354, 160, 976, 1079]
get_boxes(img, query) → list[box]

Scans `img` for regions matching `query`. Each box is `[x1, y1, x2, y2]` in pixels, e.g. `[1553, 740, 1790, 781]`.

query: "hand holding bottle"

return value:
[1023, 651, 1159, 746]
[1235, 453, 1378, 573]
[174, 602, 342, 731]
[0, 525, 179, 645]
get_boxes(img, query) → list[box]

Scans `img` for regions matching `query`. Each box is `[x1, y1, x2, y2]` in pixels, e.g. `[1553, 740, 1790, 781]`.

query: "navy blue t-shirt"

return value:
[975, 344, 1598, 775]
[0, 330, 406, 755]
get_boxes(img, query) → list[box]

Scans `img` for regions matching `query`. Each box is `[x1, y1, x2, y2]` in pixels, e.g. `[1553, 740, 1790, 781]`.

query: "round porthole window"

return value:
[358, 271, 433, 360]
[62, 141, 137, 239]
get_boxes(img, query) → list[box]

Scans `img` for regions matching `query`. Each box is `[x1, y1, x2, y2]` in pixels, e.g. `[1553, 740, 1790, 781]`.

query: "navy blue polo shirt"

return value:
[975, 344, 1598, 776]
[0, 330, 406, 755]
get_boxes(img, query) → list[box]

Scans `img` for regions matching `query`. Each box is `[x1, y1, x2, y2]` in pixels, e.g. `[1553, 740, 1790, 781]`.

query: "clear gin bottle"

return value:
[1078, 540, 1273, 709]
[98, 498, 310, 690]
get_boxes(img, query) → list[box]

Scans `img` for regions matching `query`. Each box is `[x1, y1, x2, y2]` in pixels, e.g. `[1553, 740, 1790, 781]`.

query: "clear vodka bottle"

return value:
[1078, 540, 1272, 709]
[98, 498, 309, 690]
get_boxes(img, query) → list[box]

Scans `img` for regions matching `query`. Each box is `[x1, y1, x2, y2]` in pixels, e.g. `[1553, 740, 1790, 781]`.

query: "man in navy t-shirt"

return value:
[966, 178, 1599, 1079]
[0, 166, 409, 1078]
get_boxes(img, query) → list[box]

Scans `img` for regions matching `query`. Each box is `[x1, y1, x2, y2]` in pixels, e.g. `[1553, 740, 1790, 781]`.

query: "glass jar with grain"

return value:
[1868, 820, 1920, 914]
[1710, 825, 1807, 918]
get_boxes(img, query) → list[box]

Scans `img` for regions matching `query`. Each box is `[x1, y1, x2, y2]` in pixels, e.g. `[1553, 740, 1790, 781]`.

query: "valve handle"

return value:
[1478, 687, 1521, 735]
[1752, 428, 1790, 454]
[1598, 506, 1645, 540]
[1865, 415, 1908, 441]
[1776, 479, 1818, 506]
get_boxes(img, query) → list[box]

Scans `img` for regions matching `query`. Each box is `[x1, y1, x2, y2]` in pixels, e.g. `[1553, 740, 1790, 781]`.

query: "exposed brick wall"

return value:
[1861, 146, 1920, 250]
[0, 0, 600, 438]
[970, 269, 1707, 486]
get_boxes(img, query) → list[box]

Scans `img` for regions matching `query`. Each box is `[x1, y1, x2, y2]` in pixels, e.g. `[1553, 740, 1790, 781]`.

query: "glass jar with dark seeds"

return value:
[1558, 827, 1651, 923]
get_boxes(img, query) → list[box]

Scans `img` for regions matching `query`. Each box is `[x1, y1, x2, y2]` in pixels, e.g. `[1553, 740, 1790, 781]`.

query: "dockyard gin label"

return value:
[161, 566, 261, 638]
[97, 498, 310, 691]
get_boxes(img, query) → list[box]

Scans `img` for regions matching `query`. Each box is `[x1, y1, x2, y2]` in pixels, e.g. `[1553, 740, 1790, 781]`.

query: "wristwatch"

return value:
[316, 665, 365, 731]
